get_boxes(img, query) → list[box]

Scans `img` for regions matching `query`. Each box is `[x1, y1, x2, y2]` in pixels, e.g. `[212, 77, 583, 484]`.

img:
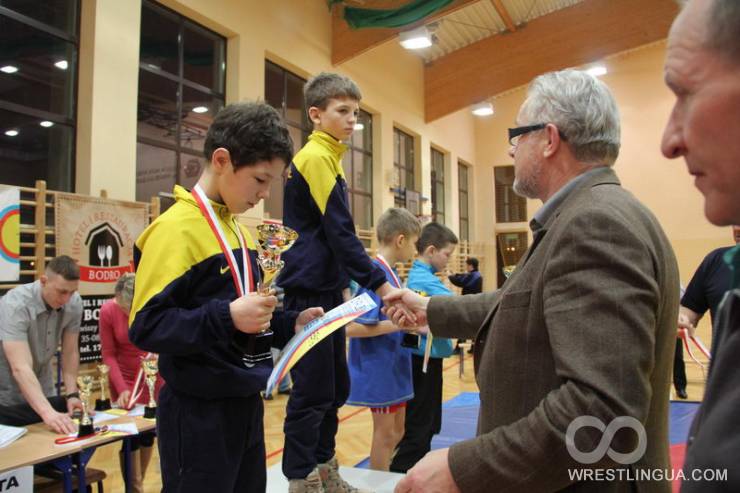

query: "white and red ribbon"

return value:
[678, 328, 712, 374]
[375, 254, 402, 289]
[192, 184, 253, 296]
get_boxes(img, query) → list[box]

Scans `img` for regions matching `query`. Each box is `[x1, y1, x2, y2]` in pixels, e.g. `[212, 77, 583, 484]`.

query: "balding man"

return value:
[662, 1, 740, 490]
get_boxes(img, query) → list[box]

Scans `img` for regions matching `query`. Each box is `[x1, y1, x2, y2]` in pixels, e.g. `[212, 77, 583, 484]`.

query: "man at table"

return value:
[0, 255, 84, 434]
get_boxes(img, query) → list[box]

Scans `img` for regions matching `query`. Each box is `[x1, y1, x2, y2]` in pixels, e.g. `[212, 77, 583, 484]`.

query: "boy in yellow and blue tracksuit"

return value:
[278, 73, 396, 491]
[390, 222, 458, 474]
[129, 102, 322, 493]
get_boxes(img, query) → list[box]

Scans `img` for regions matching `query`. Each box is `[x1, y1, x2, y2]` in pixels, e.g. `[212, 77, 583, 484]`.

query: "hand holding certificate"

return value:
[265, 293, 377, 396]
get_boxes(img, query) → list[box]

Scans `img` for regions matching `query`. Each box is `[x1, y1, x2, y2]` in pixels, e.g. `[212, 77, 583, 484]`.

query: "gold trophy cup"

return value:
[95, 363, 112, 411]
[235, 222, 299, 365]
[142, 358, 159, 419]
[77, 375, 95, 437]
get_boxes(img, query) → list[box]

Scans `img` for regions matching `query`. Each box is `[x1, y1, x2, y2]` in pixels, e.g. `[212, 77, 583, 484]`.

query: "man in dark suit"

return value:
[661, 1, 740, 490]
[387, 69, 679, 493]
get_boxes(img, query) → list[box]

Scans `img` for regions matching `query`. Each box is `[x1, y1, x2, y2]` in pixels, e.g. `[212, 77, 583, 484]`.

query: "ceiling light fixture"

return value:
[5, 129, 19, 137]
[192, 106, 209, 114]
[399, 26, 433, 50]
[354, 123, 364, 131]
[1, 65, 19, 74]
[471, 101, 494, 116]
[54, 60, 68, 70]
[40, 121, 54, 128]
[585, 65, 607, 77]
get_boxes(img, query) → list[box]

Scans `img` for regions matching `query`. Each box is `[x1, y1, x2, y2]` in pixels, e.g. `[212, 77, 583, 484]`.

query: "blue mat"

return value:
[355, 392, 699, 468]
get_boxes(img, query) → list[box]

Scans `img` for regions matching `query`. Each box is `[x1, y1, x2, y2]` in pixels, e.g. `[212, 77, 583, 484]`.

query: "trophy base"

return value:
[95, 398, 111, 411]
[144, 406, 157, 419]
[401, 333, 420, 349]
[78, 422, 94, 438]
[233, 330, 274, 365]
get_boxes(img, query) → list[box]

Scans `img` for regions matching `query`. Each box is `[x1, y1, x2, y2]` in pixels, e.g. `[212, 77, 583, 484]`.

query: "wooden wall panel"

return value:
[424, 0, 679, 121]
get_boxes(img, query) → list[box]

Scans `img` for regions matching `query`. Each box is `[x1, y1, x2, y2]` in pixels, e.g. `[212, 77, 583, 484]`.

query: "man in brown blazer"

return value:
[387, 69, 679, 493]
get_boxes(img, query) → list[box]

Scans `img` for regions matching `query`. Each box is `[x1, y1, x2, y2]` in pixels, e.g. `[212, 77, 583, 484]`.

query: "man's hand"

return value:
[383, 289, 430, 328]
[230, 292, 278, 333]
[117, 390, 132, 409]
[42, 408, 77, 435]
[394, 448, 460, 493]
[295, 307, 325, 333]
[408, 325, 430, 336]
[678, 312, 696, 338]
[66, 396, 84, 415]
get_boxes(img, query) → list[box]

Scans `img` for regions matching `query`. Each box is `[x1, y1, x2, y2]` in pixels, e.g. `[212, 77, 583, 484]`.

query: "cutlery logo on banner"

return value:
[81, 222, 132, 282]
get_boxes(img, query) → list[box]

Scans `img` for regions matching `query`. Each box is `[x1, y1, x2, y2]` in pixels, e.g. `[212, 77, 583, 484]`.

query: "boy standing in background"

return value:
[390, 222, 458, 474]
[278, 73, 401, 492]
[345, 208, 421, 471]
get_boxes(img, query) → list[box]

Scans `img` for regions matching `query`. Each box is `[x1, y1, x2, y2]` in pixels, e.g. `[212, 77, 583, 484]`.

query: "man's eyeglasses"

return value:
[508, 124, 546, 146]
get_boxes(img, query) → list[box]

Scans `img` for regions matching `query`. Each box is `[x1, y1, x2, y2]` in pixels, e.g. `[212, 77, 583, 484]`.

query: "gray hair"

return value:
[304, 72, 362, 110]
[706, 0, 740, 63]
[521, 69, 621, 166]
[115, 273, 135, 307]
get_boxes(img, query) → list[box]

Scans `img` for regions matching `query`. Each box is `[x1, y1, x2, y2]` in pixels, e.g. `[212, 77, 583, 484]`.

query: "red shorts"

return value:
[370, 402, 407, 414]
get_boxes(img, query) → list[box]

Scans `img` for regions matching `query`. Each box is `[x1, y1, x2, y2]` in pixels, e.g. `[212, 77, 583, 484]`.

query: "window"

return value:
[264, 61, 311, 219]
[494, 166, 527, 223]
[430, 148, 445, 224]
[458, 161, 470, 241]
[496, 232, 528, 287]
[135, 1, 226, 204]
[342, 110, 373, 229]
[0, 1, 79, 191]
[393, 128, 415, 210]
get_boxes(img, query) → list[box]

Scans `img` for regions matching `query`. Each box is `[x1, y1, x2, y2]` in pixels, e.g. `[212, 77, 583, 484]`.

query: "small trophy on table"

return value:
[77, 375, 95, 437]
[142, 358, 159, 419]
[95, 363, 111, 411]
[234, 221, 299, 365]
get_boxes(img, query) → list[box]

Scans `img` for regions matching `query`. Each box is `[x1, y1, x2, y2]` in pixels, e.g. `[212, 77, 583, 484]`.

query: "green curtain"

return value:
[339, 0, 453, 29]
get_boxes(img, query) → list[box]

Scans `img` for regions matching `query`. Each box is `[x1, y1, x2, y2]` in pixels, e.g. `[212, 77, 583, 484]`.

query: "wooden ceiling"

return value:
[331, 0, 679, 122]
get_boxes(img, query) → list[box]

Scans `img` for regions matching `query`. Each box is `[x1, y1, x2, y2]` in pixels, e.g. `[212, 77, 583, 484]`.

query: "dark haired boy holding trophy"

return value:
[129, 102, 323, 493]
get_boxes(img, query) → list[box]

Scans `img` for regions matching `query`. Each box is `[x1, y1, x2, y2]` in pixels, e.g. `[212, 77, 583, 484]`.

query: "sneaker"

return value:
[318, 456, 372, 493]
[289, 468, 324, 493]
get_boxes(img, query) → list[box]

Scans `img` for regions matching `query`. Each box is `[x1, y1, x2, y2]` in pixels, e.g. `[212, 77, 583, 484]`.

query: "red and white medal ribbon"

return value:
[125, 352, 152, 410]
[375, 254, 402, 289]
[192, 184, 253, 296]
[679, 328, 712, 375]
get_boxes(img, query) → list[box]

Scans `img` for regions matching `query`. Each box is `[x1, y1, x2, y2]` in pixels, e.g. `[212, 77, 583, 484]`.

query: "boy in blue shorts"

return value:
[278, 73, 403, 492]
[345, 208, 422, 471]
[390, 222, 457, 473]
[129, 102, 323, 493]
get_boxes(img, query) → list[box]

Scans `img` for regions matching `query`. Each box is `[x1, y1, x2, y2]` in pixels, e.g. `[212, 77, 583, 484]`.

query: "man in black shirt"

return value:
[674, 228, 737, 398]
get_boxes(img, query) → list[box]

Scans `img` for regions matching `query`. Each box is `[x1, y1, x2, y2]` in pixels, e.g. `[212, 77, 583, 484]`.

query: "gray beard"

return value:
[513, 172, 539, 199]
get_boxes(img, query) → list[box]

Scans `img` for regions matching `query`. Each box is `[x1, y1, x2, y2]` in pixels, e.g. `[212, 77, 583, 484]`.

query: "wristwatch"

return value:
[65, 391, 80, 400]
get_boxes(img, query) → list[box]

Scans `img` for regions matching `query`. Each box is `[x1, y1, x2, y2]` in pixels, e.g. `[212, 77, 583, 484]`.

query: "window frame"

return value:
[135, 0, 227, 203]
[392, 127, 416, 210]
[343, 109, 374, 229]
[0, 1, 80, 192]
[430, 147, 445, 224]
[458, 160, 470, 241]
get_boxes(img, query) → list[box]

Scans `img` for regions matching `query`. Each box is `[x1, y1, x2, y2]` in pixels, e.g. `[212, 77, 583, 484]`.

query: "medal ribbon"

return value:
[192, 184, 253, 296]
[375, 254, 402, 288]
